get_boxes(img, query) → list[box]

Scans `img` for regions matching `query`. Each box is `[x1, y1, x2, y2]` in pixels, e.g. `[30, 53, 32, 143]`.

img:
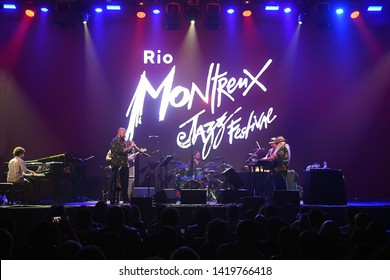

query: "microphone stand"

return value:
[190, 142, 194, 179]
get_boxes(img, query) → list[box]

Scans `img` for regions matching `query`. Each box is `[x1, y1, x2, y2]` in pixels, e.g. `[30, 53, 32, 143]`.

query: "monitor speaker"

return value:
[180, 189, 207, 204]
[154, 189, 177, 203]
[222, 168, 244, 190]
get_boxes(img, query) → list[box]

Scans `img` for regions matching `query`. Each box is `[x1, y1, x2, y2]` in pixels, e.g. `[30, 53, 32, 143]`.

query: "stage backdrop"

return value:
[1, 5, 390, 200]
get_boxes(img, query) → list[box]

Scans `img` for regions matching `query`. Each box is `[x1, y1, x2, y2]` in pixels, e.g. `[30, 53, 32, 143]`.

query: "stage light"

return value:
[3, 3, 17, 9]
[205, 2, 221, 30]
[335, 8, 344, 15]
[265, 3, 280, 11]
[95, 7, 103, 13]
[41, 7, 49, 12]
[227, 8, 235, 14]
[297, 10, 309, 25]
[151, 0, 162, 14]
[367, 5, 383, 11]
[165, 1, 181, 29]
[242, 0, 253, 17]
[136, 1, 147, 18]
[185, 0, 200, 24]
[25, 9, 35, 17]
[350, 10, 360, 18]
[284, 7, 292, 14]
[225, 0, 236, 14]
[152, 8, 161, 15]
[106, 4, 121, 11]
[83, 13, 89, 24]
[136, 11, 146, 18]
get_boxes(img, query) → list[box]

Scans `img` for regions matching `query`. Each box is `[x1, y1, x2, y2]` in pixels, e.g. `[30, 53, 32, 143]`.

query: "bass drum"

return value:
[183, 180, 202, 190]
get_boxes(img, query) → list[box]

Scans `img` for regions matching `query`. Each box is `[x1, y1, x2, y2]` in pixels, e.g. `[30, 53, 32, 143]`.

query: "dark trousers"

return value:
[273, 170, 287, 190]
[110, 166, 129, 204]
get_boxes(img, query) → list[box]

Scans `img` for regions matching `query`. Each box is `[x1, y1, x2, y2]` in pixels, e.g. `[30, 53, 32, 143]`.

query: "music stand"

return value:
[158, 155, 174, 189]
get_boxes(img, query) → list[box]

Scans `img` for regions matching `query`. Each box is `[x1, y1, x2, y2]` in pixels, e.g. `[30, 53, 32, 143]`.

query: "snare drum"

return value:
[183, 180, 202, 189]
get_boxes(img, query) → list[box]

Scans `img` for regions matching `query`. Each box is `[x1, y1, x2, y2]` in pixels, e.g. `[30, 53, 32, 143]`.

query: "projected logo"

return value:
[125, 50, 277, 159]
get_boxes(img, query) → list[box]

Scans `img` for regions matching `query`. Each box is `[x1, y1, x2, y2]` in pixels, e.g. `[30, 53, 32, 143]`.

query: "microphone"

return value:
[149, 135, 159, 138]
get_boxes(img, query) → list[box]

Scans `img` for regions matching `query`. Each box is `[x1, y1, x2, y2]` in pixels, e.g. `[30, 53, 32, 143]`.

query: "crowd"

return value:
[0, 202, 389, 260]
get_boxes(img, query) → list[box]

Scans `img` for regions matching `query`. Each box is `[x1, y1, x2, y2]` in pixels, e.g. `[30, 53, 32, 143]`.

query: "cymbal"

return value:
[204, 162, 217, 168]
[204, 170, 217, 173]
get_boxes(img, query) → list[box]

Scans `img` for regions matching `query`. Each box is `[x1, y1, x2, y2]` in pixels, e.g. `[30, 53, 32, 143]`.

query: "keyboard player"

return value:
[7, 146, 36, 203]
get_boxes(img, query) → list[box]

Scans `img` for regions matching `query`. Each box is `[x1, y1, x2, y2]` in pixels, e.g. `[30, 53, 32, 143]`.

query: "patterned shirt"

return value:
[110, 137, 129, 168]
[7, 156, 29, 183]
[273, 144, 290, 173]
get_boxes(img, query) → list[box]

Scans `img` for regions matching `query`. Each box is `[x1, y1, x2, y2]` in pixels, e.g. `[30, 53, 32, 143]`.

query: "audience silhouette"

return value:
[1, 200, 389, 260]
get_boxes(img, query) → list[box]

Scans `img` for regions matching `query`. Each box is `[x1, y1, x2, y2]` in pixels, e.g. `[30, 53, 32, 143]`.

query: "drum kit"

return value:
[168, 158, 228, 201]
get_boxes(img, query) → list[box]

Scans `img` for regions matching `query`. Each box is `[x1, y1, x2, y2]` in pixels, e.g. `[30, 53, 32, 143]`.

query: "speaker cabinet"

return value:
[303, 170, 346, 205]
[218, 189, 251, 203]
[273, 190, 300, 206]
[154, 189, 177, 203]
[222, 168, 244, 190]
[180, 189, 207, 204]
[133, 187, 155, 197]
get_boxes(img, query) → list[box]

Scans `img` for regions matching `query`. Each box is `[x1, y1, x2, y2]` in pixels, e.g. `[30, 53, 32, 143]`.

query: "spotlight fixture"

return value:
[185, 0, 200, 24]
[3, 3, 17, 10]
[350, 10, 360, 18]
[297, 6, 309, 25]
[106, 4, 121, 11]
[23, 1, 37, 18]
[136, 1, 146, 19]
[165, 1, 181, 29]
[265, 2, 280, 11]
[367, 5, 383, 11]
[225, 0, 236, 14]
[227, 8, 235, 14]
[349, 1, 362, 19]
[151, 0, 162, 14]
[83, 12, 89, 24]
[205, 1, 221, 30]
[25, 9, 36, 17]
[242, 0, 253, 17]
[298, 10, 309, 25]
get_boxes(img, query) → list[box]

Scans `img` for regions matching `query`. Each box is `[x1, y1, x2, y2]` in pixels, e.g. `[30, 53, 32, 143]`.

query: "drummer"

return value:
[188, 151, 207, 180]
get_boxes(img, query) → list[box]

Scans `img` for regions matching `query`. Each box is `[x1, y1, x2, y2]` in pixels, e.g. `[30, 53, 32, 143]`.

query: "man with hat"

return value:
[264, 136, 290, 190]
